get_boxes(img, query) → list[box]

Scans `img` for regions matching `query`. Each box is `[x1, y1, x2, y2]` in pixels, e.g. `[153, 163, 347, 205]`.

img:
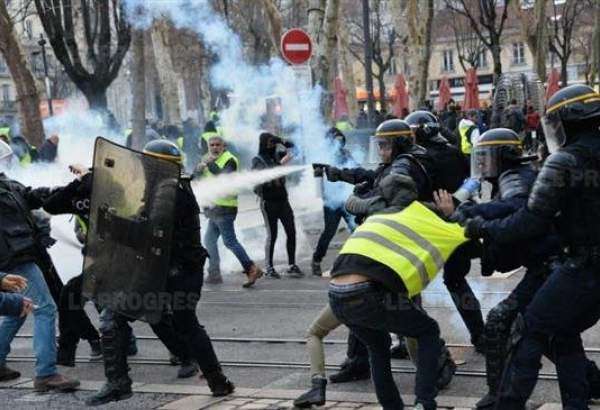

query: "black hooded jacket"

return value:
[251, 133, 291, 201]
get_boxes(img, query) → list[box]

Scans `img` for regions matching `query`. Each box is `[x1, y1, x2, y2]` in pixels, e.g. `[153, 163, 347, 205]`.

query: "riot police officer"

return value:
[406, 110, 485, 352]
[318, 119, 456, 388]
[465, 85, 600, 409]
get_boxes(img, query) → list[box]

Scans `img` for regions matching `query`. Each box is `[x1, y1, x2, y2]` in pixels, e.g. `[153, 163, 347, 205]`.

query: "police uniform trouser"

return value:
[497, 261, 600, 409]
[58, 274, 100, 348]
[443, 241, 484, 344]
[163, 270, 222, 375]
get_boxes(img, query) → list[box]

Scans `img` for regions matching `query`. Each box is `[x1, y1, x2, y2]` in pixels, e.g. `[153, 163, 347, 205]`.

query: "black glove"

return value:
[325, 166, 342, 182]
[464, 216, 486, 239]
[353, 181, 371, 196]
[312, 163, 329, 177]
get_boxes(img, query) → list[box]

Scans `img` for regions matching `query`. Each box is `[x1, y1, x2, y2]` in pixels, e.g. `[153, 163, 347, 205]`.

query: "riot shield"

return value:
[82, 138, 180, 324]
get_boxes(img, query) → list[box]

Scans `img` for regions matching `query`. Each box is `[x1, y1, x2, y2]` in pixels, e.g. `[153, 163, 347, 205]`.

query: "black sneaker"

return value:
[0, 366, 20, 381]
[286, 264, 304, 278]
[85, 378, 132, 406]
[311, 259, 322, 276]
[265, 267, 281, 279]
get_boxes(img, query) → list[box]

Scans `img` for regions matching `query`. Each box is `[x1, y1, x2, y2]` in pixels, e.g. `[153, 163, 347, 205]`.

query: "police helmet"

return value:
[373, 119, 414, 160]
[543, 84, 600, 153]
[404, 110, 440, 143]
[471, 128, 524, 179]
[142, 139, 183, 164]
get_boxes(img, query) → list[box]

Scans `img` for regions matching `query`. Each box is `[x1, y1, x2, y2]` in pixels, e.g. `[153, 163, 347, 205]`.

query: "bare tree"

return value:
[592, 0, 600, 87]
[444, 0, 511, 80]
[338, 22, 359, 124]
[547, 0, 585, 86]
[347, 0, 398, 112]
[0, 0, 45, 146]
[151, 20, 182, 126]
[313, 0, 341, 91]
[449, 11, 486, 72]
[261, 0, 283, 58]
[512, 0, 548, 82]
[130, 29, 145, 149]
[406, 0, 434, 108]
[34, 0, 131, 119]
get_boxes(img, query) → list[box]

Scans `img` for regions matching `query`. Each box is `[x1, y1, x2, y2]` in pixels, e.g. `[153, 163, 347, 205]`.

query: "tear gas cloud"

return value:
[124, 0, 361, 207]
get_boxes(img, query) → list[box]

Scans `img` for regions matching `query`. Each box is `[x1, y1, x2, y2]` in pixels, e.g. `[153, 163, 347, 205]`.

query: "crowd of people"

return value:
[0, 83, 599, 410]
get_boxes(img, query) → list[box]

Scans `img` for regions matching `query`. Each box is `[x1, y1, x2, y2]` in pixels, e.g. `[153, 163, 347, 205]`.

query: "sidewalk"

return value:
[4, 377, 595, 409]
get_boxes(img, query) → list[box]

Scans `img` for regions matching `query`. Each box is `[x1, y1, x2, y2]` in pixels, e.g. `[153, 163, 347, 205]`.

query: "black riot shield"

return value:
[82, 138, 180, 324]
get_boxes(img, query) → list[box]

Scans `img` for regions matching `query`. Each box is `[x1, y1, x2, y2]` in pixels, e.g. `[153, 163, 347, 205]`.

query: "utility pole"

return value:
[38, 34, 53, 116]
[361, 0, 375, 127]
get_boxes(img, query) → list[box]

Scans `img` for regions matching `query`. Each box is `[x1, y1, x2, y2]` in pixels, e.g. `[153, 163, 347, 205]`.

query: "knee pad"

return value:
[307, 322, 331, 340]
[486, 301, 518, 339]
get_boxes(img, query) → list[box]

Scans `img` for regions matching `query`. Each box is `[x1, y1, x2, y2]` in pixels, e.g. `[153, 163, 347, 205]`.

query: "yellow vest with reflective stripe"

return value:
[340, 201, 468, 297]
[0, 127, 10, 141]
[459, 121, 475, 155]
[336, 120, 352, 132]
[202, 151, 239, 207]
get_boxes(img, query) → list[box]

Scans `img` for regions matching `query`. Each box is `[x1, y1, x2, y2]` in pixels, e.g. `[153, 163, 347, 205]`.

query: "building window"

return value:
[0, 57, 6, 73]
[2, 85, 10, 102]
[25, 20, 33, 40]
[442, 50, 454, 72]
[477, 50, 488, 68]
[512, 42, 525, 65]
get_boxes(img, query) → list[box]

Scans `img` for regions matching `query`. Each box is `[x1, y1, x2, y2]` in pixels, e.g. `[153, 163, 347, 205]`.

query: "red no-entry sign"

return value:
[280, 28, 313, 65]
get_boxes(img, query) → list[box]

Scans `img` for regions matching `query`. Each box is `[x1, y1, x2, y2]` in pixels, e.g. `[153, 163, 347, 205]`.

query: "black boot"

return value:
[88, 339, 103, 361]
[436, 344, 457, 390]
[85, 377, 133, 406]
[475, 393, 497, 409]
[390, 338, 409, 359]
[205, 369, 235, 397]
[329, 360, 370, 384]
[294, 376, 327, 408]
[57, 344, 77, 367]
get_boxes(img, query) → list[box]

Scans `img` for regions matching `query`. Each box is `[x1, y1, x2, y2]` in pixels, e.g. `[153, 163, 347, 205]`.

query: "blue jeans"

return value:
[329, 282, 441, 410]
[0, 262, 57, 377]
[204, 213, 253, 274]
[313, 206, 357, 262]
[498, 259, 600, 409]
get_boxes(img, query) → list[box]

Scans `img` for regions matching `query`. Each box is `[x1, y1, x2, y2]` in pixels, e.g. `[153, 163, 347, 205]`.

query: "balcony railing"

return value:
[0, 100, 17, 111]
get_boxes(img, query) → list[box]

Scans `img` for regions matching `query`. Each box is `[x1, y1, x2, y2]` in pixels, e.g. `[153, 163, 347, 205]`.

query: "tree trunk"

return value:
[261, 0, 283, 58]
[591, 0, 600, 87]
[151, 20, 182, 126]
[338, 23, 359, 125]
[0, 2, 45, 147]
[307, 0, 326, 45]
[131, 29, 146, 150]
[377, 74, 387, 112]
[532, 0, 548, 82]
[406, 0, 434, 109]
[560, 56, 569, 86]
[315, 0, 340, 89]
[491, 41, 503, 82]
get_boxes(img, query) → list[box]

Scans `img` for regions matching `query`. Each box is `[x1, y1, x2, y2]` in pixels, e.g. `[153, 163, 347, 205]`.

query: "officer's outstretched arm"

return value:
[466, 152, 573, 243]
[327, 166, 375, 185]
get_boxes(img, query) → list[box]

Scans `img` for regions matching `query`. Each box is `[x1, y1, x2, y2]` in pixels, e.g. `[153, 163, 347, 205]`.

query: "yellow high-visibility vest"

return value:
[459, 121, 476, 155]
[340, 201, 468, 297]
[202, 150, 239, 208]
[335, 120, 352, 132]
[0, 127, 10, 141]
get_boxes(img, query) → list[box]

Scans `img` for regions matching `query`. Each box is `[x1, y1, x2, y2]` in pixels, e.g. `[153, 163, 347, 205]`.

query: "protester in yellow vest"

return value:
[335, 115, 353, 133]
[197, 134, 263, 287]
[458, 110, 481, 155]
[328, 173, 467, 410]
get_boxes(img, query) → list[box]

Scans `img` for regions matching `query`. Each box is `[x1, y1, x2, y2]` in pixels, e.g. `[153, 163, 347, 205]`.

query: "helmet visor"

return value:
[369, 136, 394, 163]
[471, 146, 501, 179]
[541, 110, 566, 154]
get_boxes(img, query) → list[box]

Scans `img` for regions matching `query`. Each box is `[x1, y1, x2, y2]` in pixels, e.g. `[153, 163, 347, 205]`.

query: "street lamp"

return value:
[38, 34, 53, 116]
